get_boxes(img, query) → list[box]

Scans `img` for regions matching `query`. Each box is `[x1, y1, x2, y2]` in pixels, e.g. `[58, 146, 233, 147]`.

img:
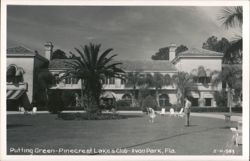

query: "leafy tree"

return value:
[51, 49, 68, 59]
[151, 47, 169, 60]
[151, 45, 188, 60]
[35, 63, 54, 108]
[213, 90, 227, 107]
[202, 36, 231, 54]
[65, 43, 125, 113]
[211, 65, 242, 112]
[175, 45, 188, 56]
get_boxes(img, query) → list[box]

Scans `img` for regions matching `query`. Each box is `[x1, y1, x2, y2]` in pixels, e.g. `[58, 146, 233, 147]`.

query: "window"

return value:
[205, 98, 212, 106]
[7, 66, 16, 83]
[109, 77, 115, 84]
[54, 74, 60, 84]
[191, 98, 199, 106]
[194, 76, 211, 84]
[72, 78, 78, 84]
[122, 94, 132, 105]
[65, 77, 71, 84]
[121, 78, 126, 85]
[7, 65, 24, 83]
[159, 94, 169, 107]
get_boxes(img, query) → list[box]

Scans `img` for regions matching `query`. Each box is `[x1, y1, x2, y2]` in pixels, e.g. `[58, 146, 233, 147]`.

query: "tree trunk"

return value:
[155, 89, 160, 107]
[132, 86, 136, 107]
[227, 87, 232, 113]
[80, 79, 86, 110]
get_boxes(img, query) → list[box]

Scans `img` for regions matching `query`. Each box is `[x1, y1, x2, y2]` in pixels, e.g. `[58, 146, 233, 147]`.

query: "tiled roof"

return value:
[119, 60, 177, 72]
[7, 46, 34, 54]
[49, 59, 77, 69]
[49, 59, 177, 72]
[178, 48, 223, 56]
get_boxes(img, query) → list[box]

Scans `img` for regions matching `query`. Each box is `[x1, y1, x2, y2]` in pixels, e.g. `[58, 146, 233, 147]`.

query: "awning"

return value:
[7, 90, 26, 100]
[203, 93, 213, 98]
[190, 91, 200, 98]
[101, 91, 116, 99]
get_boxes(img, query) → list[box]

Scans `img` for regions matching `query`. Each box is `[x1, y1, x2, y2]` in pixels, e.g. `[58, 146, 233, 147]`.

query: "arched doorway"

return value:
[122, 93, 132, 106]
[159, 94, 169, 107]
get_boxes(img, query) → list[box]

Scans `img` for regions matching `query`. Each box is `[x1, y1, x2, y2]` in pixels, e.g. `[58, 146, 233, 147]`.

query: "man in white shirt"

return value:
[184, 97, 192, 126]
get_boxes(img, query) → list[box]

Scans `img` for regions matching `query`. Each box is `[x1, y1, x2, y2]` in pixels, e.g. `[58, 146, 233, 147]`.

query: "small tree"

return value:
[211, 65, 242, 113]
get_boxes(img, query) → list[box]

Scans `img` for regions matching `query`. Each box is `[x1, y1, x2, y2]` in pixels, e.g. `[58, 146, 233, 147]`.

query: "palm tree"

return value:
[219, 6, 242, 63]
[65, 43, 125, 113]
[211, 65, 242, 113]
[145, 73, 169, 107]
[125, 72, 143, 107]
[172, 72, 194, 107]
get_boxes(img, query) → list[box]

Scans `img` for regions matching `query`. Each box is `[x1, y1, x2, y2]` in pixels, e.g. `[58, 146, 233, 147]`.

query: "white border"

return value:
[1, 0, 249, 161]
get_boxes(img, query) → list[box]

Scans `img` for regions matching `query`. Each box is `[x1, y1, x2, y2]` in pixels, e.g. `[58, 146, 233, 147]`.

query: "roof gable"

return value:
[178, 48, 223, 56]
[7, 46, 35, 54]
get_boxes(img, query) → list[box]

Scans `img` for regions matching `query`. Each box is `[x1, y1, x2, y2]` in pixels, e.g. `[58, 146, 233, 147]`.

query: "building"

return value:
[7, 45, 49, 110]
[6, 42, 224, 110]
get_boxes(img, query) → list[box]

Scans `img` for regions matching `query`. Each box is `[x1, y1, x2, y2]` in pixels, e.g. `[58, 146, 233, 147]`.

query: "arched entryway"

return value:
[122, 93, 132, 106]
[159, 94, 169, 107]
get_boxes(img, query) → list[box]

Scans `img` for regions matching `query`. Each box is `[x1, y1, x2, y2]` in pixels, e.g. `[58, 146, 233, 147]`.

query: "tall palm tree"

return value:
[65, 43, 125, 113]
[125, 72, 143, 107]
[211, 65, 242, 113]
[219, 6, 242, 63]
[145, 73, 168, 107]
[172, 72, 194, 107]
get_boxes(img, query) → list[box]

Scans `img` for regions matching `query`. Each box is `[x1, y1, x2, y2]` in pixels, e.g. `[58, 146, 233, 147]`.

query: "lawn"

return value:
[7, 113, 242, 155]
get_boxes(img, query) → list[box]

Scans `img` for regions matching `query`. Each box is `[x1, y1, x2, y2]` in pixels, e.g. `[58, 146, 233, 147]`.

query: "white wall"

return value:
[175, 57, 222, 73]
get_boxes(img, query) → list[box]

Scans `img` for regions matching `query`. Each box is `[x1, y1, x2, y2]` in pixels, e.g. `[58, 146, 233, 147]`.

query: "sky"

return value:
[7, 5, 241, 60]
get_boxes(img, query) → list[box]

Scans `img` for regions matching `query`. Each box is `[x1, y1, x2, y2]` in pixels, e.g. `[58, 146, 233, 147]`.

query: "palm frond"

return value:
[219, 6, 243, 29]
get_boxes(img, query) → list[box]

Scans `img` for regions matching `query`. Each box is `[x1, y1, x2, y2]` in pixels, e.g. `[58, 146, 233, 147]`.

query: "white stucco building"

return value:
[6, 42, 224, 110]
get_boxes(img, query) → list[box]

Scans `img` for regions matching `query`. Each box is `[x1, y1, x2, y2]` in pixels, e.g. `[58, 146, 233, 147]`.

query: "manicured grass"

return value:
[7, 113, 242, 155]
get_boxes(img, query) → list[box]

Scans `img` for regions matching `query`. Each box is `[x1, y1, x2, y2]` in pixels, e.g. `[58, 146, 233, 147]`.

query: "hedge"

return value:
[115, 106, 242, 113]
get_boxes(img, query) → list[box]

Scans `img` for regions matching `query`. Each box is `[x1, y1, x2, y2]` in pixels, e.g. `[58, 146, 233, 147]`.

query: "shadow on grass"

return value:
[91, 126, 225, 155]
[7, 124, 32, 129]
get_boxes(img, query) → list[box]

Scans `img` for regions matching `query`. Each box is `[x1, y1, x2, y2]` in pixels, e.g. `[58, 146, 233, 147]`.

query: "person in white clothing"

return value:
[148, 107, 156, 123]
[184, 97, 192, 126]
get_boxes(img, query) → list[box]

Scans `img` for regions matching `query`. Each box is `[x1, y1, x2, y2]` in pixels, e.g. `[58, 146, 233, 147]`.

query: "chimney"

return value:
[44, 42, 53, 60]
[169, 43, 176, 62]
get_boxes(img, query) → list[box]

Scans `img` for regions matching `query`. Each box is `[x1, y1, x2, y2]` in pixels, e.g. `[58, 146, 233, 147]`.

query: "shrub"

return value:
[141, 95, 157, 111]
[116, 100, 131, 107]
[61, 90, 76, 107]
[47, 90, 64, 114]
[214, 91, 227, 107]
[116, 106, 142, 111]
[58, 112, 127, 120]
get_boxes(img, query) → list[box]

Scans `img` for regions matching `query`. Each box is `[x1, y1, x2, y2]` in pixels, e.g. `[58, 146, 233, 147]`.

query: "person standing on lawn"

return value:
[148, 107, 156, 123]
[184, 97, 192, 126]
